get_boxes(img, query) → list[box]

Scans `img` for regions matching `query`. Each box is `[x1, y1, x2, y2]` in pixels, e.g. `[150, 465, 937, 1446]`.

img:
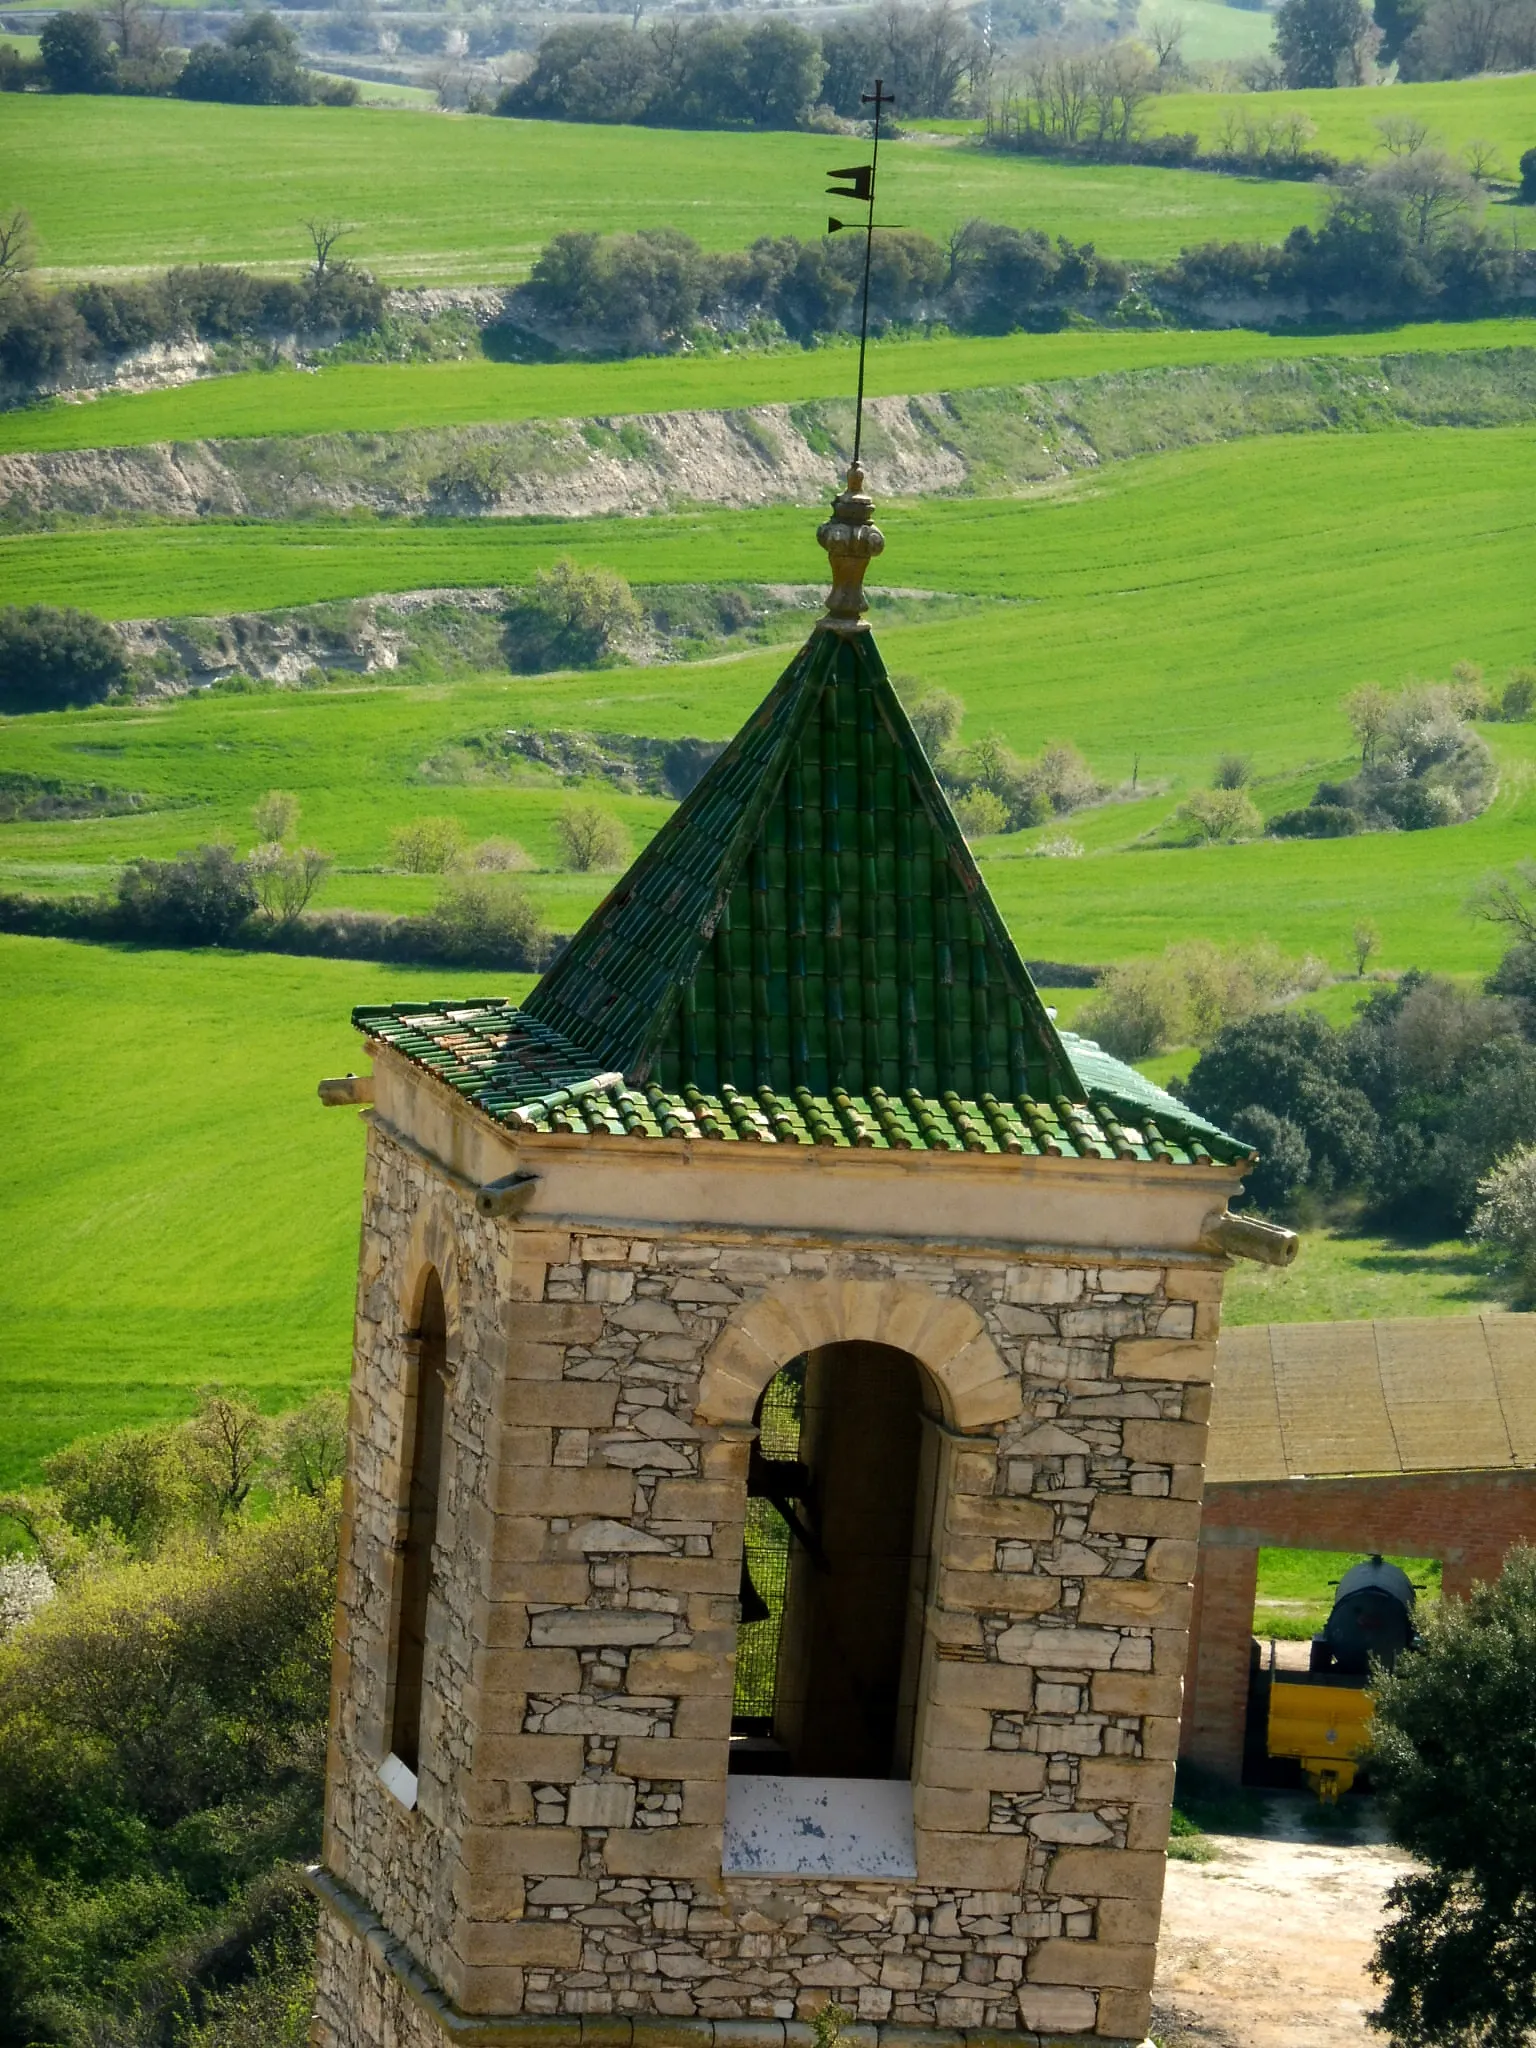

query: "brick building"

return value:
[1181, 1315, 1536, 1781]
[309, 468, 1274, 2048]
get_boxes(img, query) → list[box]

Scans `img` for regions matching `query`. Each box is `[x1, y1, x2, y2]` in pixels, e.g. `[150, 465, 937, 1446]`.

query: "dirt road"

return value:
[1152, 1804, 1414, 2048]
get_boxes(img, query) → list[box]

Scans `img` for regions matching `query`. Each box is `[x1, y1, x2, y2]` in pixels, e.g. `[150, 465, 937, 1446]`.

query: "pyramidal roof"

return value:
[357, 467, 1247, 1169]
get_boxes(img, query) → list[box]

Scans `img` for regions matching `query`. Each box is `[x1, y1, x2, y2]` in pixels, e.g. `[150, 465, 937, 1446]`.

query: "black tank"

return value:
[1309, 1555, 1417, 1675]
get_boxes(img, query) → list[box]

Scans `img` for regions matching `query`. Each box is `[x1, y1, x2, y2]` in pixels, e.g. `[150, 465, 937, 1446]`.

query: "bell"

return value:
[738, 1553, 771, 1626]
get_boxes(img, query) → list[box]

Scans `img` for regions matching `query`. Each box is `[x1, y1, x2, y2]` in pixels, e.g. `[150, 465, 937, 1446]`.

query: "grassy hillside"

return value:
[0, 935, 536, 1486]
[0, 96, 1334, 282]
[1139, 0, 1278, 63]
[5, 422, 1536, 978]
[1151, 72, 1536, 169]
[5, 318, 1533, 456]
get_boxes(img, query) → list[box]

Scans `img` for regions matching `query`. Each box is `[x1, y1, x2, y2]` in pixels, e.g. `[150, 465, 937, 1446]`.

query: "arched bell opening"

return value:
[386, 1267, 448, 1788]
[731, 1342, 940, 1780]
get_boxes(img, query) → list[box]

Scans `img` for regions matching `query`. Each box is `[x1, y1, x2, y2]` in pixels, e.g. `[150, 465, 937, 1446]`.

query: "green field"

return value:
[1139, 0, 1278, 62]
[1151, 72, 1536, 172]
[5, 317, 1532, 455]
[0, 96, 1336, 284]
[6, 423, 1536, 978]
[0, 935, 537, 1486]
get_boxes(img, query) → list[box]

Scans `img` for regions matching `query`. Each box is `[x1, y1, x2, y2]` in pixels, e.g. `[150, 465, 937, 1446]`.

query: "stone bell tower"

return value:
[309, 468, 1266, 2048]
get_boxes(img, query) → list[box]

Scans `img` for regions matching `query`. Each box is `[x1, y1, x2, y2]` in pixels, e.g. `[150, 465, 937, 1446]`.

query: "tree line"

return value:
[0, 7, 358, 105]
[498, 1, 990, 128]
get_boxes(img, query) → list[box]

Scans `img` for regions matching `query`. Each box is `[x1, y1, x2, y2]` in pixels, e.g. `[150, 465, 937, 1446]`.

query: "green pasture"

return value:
[0, 933, 1509, 1485]
[0, 96, 1333, 284]
[1138, 0, 1278, 63]
[1151, 72, 1536, 173]
[0, 934, 535, 1487]
[5, 423, 1536, 976]
[5, 319, 1532, 457]
[1253, 1546, 1442, 1638]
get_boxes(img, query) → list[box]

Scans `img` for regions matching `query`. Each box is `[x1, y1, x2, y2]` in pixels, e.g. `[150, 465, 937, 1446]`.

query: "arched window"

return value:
[733, 1342, 936, 1779]
[388, 1268, 448, 1786]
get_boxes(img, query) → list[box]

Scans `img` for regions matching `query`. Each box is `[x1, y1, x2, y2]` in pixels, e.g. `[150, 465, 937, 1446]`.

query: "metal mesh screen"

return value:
[732, 1360, 804, 1723]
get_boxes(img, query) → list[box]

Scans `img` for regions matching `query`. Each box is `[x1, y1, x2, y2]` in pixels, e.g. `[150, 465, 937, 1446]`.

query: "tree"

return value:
[555, 801, 631, 873]
[1469, 861, 1536, 945]
[1368, 149, 1480, 250]
[267, 1392, 349, 1498]
[303, 217, 354, 277]
[176, 12, 313, 105]
[253, 788, 300, 842]
[39, 9, 118, 92]
[953, 787, 1009, 839]
[1175, 787, 1263, 842]
[0, 603, 127, 713]
[1521, 147, 1536, 204]
[390, 816, 466, 874]
[1275, 0, 1378, 84]
[1353, 917, 1382, 977]
[1344, 681, 1393, 766]
[1368, 1548, 1536, 2047]
[906, 685, 964, 759]
[117, 845, 257, 945]
[249, 843, 330, 928]
[0, 208, 30, 293]
[183, 1387, 267, 1517]
[1186, 1008, 1380, 1191]
[1213, 752, 1253, 789]
[1228, 1105, 1311, 1214]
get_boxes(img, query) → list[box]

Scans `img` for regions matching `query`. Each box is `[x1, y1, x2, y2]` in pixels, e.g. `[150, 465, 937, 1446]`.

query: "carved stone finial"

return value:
[816, 461, 884, 631]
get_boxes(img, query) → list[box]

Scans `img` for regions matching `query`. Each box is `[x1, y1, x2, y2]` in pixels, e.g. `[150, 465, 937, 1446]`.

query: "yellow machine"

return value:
[1266, 1671, 1374, 1802]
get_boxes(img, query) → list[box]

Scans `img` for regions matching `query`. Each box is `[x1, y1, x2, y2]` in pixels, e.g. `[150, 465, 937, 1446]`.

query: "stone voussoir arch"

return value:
[695, 1273, 1020, 1433]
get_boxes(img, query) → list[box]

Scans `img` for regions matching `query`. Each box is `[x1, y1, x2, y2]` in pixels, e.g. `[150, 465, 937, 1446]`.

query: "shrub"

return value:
[953, 787, 1009, 839]
[905, 685, 964, 759]
[0, 603, 127, 713]
[554, 801, 631, 873]
[390, 815, 467, 873]
[253, 789, 300, 842]
[1175, 788, 1263, 843]
[471, 838, 534, 872]
[1502, 668, 1536, 722]
[1079, 939, 1313, 1061]
[249, 844, 330, 929]
[1228, 1104, 1312, 1214]
[505, 559, 643, 672]
[40, 9, 117, 92]
[1520, 146, 1536, 204]
[266, 1393, 348, 1499]
[1470, 1145, 1536, 1264]
[117, 845, 256, 945]
[1369, 1547, 1536, 2045]
[43, 1424, 191, 1551]
[416, 873, 553, 969]
[1270, 803, 1362, 838]
[1212, 752, 1253, 789]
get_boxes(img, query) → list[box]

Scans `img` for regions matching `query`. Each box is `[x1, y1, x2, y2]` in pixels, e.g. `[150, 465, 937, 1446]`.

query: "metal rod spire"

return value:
[852, 76, 893, 467]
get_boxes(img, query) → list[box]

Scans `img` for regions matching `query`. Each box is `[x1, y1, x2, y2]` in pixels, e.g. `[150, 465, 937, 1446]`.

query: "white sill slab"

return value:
[379, 1752, 419, 1811]
[722, 1775, 916, 1879]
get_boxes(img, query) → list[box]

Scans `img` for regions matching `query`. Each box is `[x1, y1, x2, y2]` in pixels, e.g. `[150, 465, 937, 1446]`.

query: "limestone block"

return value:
[1090, 1671, 1183, 1717]
[1029, 1811, 1112, 1845]
[456, 1920, 583, 1967]
[939, 1570, 1058, 1617]
[1077, 1759, 1174, 1804]
[1180, 1383, 1213, 1424]
[506, 1303, 607, 1343]
[1045, 1848, 1166, 1902]
[923, 1749, 1046, 1795]
[1078, 1581, 1192, 1630]
[927, 1661, 1034, 1712]
[628, 1647, 734, 1696]
[475, 1640, 587, 1688]
[681, 1779, 728, 1826]
[560, 1519, 669, 1555]
[1097, 1896, 1165, 1946]
[503, 1343, 567, 1383]
[674, 1695, 733, 1741]
[913, 1831, 1028, 1889]
[530, 1610, 676, 1648]
[630, 1556, 741, 1595]
[459, 1826, 582, 1878]
[650, 1479, 744, 1524]
[1140, 1715, 1183, 1761]
[951, 1376, 1025, 1431]
[1018, 1985, 1097, 2033]
[995, 1624, 1119, 1669]
[453, 1965, 526, 2015]
[948, 1494, 1055, 1540]
[1099, 1267, 1162, 1295]
[1152, 1628, 1192, 1678]
[1122, 1418, 1208, 1466]
[916, 1703, 993, 1752]
[498, 1468, 635, 1518]
[1113, 1337, 1216, 1383]
[475, 1733, 585, 1779]
[487, 1520, 549, 1573]
[505, 1384, 620, 1429]
[1096, 1986, 1154, 2040]
[1127, 1803, 1173, 1851]
[615, 1737, 726, 1781]
[1027, 1939, 1156, 1992]
[483, 1564, 592, 1614]
[912, 1784, 990, 1832]
[501, 1427, 553, 1468]
[1087, 1495, 1201, 1541]
[603, 1825, 723, 1878]
[1144, 1539, 1199, 1584]
[567, 1779, 638, 1829]
[512, 1230, 573, 1267]
[1005, 1266, 1085, 1307]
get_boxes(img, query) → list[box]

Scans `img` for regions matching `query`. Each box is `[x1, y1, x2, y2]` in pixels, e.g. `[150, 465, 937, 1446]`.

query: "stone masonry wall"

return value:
[319, 1119, 1227, 2046]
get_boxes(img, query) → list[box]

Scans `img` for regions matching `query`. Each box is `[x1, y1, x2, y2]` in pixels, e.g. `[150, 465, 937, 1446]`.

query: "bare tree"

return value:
[1469, 863, 1536, 945]
[1146, 13, 1186, 72]
[185, 1388, 267, 1517]
[1376, 113, 1433, 157]
[1368, 149, 1480, 249]
[1463, 136, 1506, 184]
[0, 208, 32, 294]
[249, 844, 330, 928]
[302, 217, 355, 276]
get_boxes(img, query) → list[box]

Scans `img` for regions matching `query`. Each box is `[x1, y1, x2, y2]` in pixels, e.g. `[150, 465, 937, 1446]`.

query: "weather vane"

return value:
[826, 76, 895, 468]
